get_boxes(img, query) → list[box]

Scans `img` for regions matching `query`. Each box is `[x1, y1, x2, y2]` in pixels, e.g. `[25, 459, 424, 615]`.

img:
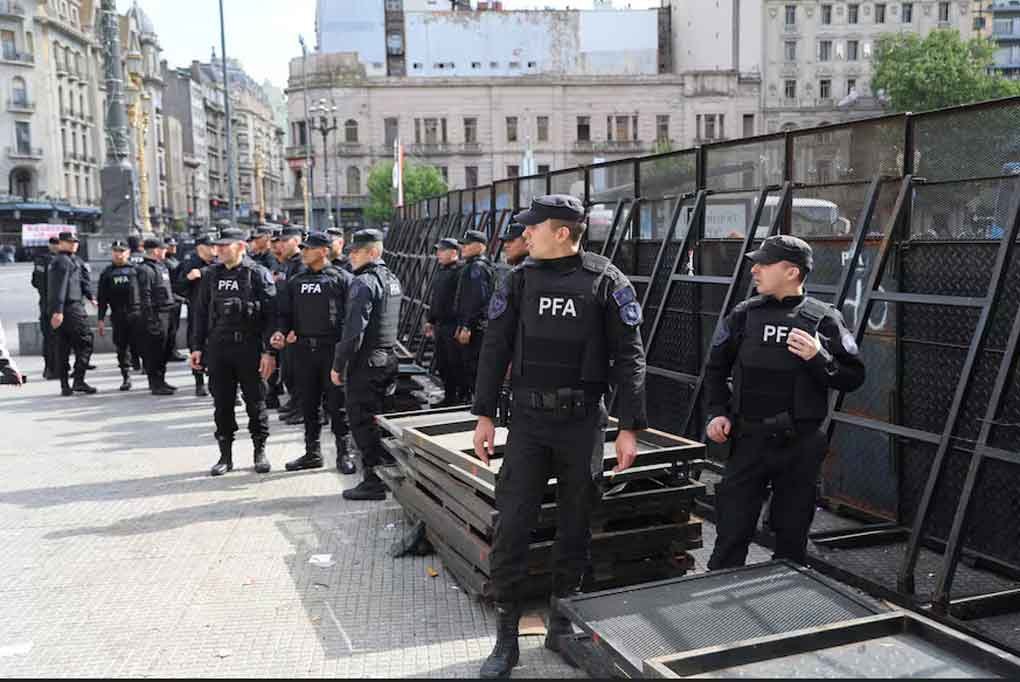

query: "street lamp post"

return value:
[309, 99, 338, 229]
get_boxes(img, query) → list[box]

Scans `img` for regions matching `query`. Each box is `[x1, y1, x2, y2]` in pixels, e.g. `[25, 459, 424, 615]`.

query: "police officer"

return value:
[471, 195, 647, 679]
[494, 221, 529, 287]
[705, 235, 865, 572]
[249, 225, 277, 270]
[425, 237, 463, 406]
[274, 227, 306, 423]
[190, 227, 277, 477]
[331, 229, 403, 501]
[32, 237, 60, 379]
[327, 228, 351, 271]
[163, 236, 187, 363]
[127, 235, 145, 266]
[97, 241, 143, 391]
[272, 232, 357, 474]
[136, 238, 179, 396]
[175, 235, 217, 396]
[47, 232, 97, 396]
[454, 229, 495, 402]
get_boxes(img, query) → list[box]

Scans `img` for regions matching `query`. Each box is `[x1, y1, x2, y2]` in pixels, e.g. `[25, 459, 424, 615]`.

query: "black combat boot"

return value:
[342, 471, 387, 501]
[480, 602, 521, 679]
[119, 370, 132, 392]
[285, 441, 323, 471]
[336, 435, 357, 475]
[210, 440, 233, 476]
[60, 379, 74, 397]
[71, 379, 98, 394]
[253, 438, 271, 474]
[194, 372, 208, 397]
[544, 596, 577, 653]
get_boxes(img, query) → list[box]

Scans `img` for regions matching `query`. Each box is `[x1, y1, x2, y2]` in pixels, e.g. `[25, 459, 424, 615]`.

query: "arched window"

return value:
[344, 119, 358, 143]
[9, 168, 32, 200]
[346, 166, 361, 195]
[11, 77, 27, 106]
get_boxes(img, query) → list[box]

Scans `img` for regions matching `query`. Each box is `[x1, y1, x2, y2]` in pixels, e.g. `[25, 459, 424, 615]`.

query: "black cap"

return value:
[459, 230, 488, 246]
[513, 194, 585, 226]
[279, 227, 303, 240]
[435, 237, 460, 251]
[48, 236, 60, 245]
[143, 238, 165, 250]
[745, 235, 814, 273]
[252, 225, 275, 237]
[58, 231, 79, 243]
[500, 222, 525, 241]
[110, 240, 129, 251]
[214, 228, 248, 245]
[326, 228, 344, 238]
[301, 232, 332, 249]
[164, 236, 178, 246]
[194, 235, 213, 246]
[350, 229, 384, 248]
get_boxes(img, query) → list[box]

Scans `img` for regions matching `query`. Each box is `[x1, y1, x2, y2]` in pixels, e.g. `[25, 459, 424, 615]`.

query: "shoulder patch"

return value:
[620, 301, 642, 327]
[580, 251, 612, 275]
[488, 289, 508, 320]
[711, 319, 731, 347]
[612, 285, 636, 308]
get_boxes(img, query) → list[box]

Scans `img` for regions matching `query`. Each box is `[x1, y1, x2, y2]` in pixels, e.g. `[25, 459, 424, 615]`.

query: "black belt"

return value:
[515, 387, 600, 417]
[738, 412, 819, 439]
[295, 337, 338, 349]
[212, 330, 249, 343]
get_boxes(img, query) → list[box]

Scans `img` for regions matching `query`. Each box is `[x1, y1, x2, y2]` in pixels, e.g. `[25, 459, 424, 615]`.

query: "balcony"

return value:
[1, 49, 34, 65]
[994, 26, 1020, 39]
[7, 145, 42, 160]
[0, 0, 25, 19]
[459, 142, 483, 155]
[336, 142, 365, 155]
[593, 140, 648, 153]
[285, 144, 310, 159]
[7, 98, 34, 113]
[406, 142, 451, 156]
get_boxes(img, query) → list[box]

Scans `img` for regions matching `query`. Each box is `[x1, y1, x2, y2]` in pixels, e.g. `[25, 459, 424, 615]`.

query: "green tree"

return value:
[871, 30, 1020, 113]
[365, 161, 447, 225]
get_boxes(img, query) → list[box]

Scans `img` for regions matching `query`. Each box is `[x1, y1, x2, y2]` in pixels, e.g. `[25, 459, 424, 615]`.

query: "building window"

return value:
[632, 115, 639, 141]
[15, 121, 31, 155]
[819, 40, 832, 61]
[875, 3, 886, 23]
[821, 4, 832, 24]
[1, 30, 15, 60]
[384, 117, 399, 148]
[742, 114, 755, 138]
[784, 4, 796, 26]
[847, 40, 859, 61]
[819, 79, 832, 99]
[784, 79, 797, 99]
[346, 166, 360, 195]
[847, 78, 857, 95]
[506, 116, 518, 142]
[438, 166, 448, 183]
[974, 16, 985, 30]
[704, 115, 716, 140]
[577, 116, 591, 142]
[537, 164, 550, 174]
[344, 119, 358, 143]
[414, 118, 421, 144]
[537, 115, 549, 142]
[464, 117, 477, 144]
[938, 1, 950, 22]
[615, 116, 630, 143]
[902, 2, 913, 22]
[848, 4, 859, 23]
[507, 165, 519, 178]
[471, 61, 481, 69]
[11, 76, 27, 105]
[296, 120, 307, 146]
[656, 114, 669, 142]
[465, 166, 478, 187]
[784, 40, 796, 61]
[424, 118, 438, 145]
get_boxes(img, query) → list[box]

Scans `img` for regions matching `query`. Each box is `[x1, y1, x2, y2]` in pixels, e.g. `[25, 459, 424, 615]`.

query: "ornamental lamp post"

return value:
[309, 98, 338, 229]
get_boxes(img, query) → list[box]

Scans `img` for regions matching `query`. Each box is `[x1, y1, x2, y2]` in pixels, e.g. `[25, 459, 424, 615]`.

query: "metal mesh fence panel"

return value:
[704, 136, 785, 192]
[791, 117, 905, 184]
[912, 100, 1020, 183]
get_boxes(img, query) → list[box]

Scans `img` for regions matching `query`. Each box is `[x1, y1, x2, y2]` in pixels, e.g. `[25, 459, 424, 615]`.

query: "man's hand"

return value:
[189, 351, 203, 372]
[270, 331, 286, 350]
[424, 322, 434, 338]
[50, 312, 64, 329]
[473, 416, 496, 465]
[186, 268, 202, 281]
[286, 330, 297, 344]
[706, 416, 732, 444]
[330, 369, 343, 386]
[97, 320, 106, 337]
[612, 429, 639, 473]
[787, 327, 821, 361]
[259, 353, 276, 380]
[456, 327, 471, 345]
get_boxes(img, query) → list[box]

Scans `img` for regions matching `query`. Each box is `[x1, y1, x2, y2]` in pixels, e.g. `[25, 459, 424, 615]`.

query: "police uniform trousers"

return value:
[54, 301, 93, 384]
[165, 303, 182, 358]
[111, 312, 141, 372]
[489, 403, 603, 602]
[434, 322, 463, 401]
[294, 340, 349, 446]
[206, 335, 269, 443]
[281, 345, 300, 405]
[142, 310, 171, 388]
[185, 303, 207, 386]
[39, 305, 54, 374]
[708, 424, 827, 570]
[459, 329, 484, 401]
[345, 355, 398, 474]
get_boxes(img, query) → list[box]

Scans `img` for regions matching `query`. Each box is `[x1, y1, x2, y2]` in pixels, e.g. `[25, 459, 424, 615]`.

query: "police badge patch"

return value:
[488, 290, 508, 319]
[612, 286, 636, 308]
[620, 301, 642, 326]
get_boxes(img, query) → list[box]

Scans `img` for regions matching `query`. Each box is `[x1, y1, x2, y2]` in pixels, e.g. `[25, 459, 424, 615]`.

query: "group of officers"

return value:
[32, 191, 867, 680]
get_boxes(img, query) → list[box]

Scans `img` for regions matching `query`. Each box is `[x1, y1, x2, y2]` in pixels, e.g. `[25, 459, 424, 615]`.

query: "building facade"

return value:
[992, 0, 1020, 77]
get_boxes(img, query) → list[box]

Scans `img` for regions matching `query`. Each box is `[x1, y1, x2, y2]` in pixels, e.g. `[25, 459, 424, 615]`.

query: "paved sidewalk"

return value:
[0, 352, 768, 677]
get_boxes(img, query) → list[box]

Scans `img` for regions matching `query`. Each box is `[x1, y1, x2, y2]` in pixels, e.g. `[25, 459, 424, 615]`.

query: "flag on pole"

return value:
[392, 137, 404, 208]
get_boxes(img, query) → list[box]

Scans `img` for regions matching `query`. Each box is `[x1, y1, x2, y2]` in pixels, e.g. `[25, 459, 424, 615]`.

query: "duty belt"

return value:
[213, 330, 248, 343]
[515, 387, 599, 418]
[738, 411, 817, 441]
[295, 336, 338, 349]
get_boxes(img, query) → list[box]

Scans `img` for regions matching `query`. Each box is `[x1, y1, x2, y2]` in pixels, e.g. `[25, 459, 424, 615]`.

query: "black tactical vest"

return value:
[107, 265, 141, 315]
[141, 259, 174, 309]
[514, 253, 611, 390]
[293, 267, 345, 339]
[57, 254, 83, 302]
[208, 263, 259, 335]
[732, 297, 830, 420]
[359, 263, 402, 358]
[430, 263, 461, 323]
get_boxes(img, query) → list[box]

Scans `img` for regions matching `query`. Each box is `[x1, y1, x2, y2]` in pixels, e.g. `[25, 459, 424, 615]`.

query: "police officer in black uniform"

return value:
[32, 236, 60, 379]
[137, 238, 180, 396]
[127, 235, 145, 266]
[97, 241, 143, 391]
[705, 235, 866, 571]
[47, 232, 97, 396]
[331, 229, 403, 501]
[471, 195, 647, 678]
[249, 225, 276, 270]
[175, 234, 217, 396]
[494, 221, 529, 287]
[274, 227, 307, 423]
[163, 236, 187, 363]
[454, 229, 495, 402]
[272, 232, 357, 474]
[190, 227, 277, 477]
[425, 237, 463, 405]
[327, 227, 351, 271]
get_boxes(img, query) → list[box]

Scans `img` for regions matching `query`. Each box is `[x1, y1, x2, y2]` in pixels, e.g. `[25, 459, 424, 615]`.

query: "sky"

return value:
[117, 0, 663, 89]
